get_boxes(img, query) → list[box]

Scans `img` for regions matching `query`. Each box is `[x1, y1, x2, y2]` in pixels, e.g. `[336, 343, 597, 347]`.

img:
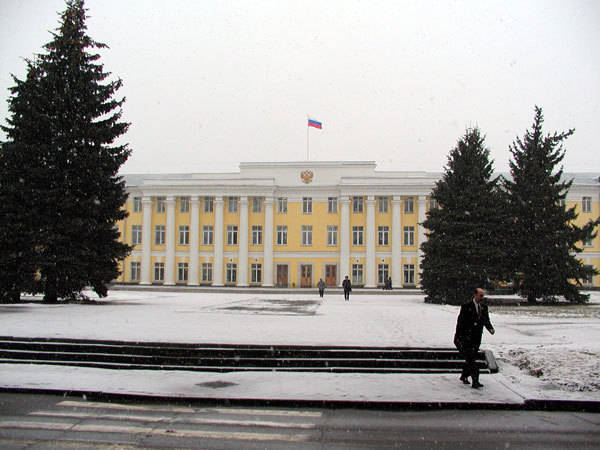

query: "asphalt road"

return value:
[0, 393, 599, 449]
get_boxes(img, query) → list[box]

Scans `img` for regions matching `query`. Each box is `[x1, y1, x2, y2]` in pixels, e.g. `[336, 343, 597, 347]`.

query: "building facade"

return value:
[116, 161, 600, 288]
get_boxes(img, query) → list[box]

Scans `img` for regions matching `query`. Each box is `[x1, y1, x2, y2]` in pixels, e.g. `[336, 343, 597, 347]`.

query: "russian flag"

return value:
[308, 118, 322, 129]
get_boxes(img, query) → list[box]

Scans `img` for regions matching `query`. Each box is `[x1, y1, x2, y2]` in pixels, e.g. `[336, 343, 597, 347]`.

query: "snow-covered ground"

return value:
[2, 289, 599, 401]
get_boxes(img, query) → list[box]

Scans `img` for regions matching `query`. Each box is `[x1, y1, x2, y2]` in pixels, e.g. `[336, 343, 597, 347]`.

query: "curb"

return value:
[2, 387, 599, 412]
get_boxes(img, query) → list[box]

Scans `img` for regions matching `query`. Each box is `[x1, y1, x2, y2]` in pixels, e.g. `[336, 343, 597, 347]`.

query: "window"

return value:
[277, 225, 288, 245]
[226, 263, 237, 283]
[302, 225, 313, 246]
[378, 264, 389, 285]
[583, 234, 593, 247]
[429, 198, 439, 210]
[228, 196, 238, 213]
[404, 264, 415, 285]
[202, 225, 213, 245]
[352, 226, 364, 246]
[133, 197, 142, 213]
[252, 197, 263, 213]
[353, 196, 364, 213]
[154, 225, 165, 245]
[303, 197, 312, 214]
[378, 196, 388, 213]
[156, 197, 166, 213]
[130, 261, 140, 281]
[328, 197, 338, 213]
[177, 262, 188, 282]
[403, 226, 414, 246]
[227, 225, 238, 245]
[277, 197, 287, 213]
[352, 264, 363, 284]
[204, 196, 213, 213]
[154, 262, 164, 282]
[378, 226, 389, 246]
[201, 263, 212, 282]
[252, 225, 263, 245]
[583, 196, 592, 213]
[327, 225, 338, 246]
[404, 197, 414, 214]
[251, 263, 262, 283]
[180, 196, 190, 213]
[179, 225, 189, 245]
[131, 225, 142, 245]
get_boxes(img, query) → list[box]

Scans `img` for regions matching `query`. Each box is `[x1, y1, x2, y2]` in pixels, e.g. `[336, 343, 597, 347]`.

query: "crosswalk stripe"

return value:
[30, 410, 317, 429]
[57, 400, 194, 413]
[57, 400, 322, 417]
[0, 420, 311, 442]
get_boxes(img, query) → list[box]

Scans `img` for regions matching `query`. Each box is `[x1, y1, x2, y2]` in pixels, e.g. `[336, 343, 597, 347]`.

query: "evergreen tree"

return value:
[505, 106, 599, 303]
[0, 60, 47, 302]
[0, 0, 131, 302]
[421, 128, 510, 305]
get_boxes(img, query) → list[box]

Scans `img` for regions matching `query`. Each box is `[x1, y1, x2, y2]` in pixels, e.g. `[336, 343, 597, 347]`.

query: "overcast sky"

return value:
[1, 0, 599, 175]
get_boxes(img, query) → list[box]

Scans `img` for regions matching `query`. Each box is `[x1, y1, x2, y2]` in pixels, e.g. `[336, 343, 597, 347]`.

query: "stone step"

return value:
[0, 336, 498, 374]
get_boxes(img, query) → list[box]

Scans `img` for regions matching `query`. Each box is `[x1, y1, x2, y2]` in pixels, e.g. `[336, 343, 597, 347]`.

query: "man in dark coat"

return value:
[342, 275, 352, 301]
[453, 288, 495, 389]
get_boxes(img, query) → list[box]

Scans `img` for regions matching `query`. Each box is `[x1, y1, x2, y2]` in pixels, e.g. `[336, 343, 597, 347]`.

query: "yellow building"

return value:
[116, 162, 600, 288]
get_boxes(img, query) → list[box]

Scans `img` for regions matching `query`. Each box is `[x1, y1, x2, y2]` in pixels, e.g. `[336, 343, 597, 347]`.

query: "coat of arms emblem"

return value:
[300, 170, 314, 184]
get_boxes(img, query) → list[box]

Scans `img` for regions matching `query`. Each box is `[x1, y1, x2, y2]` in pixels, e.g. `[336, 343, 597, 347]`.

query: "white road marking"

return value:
[57, 400, 195, 413]
[31, 410, 317, 429]
[0, 420, 311, 442]
[57, 400, 322, 417]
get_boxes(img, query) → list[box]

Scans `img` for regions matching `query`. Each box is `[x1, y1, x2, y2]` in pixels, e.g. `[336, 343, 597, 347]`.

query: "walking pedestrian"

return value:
[342, 275, 352, 301]
[317, 278, 326, 298]
[453, 287, 495, 388]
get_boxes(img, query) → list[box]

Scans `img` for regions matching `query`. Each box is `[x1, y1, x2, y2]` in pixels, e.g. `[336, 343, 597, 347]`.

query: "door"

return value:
[325, 264, 337, 287]
[300, 264, 312, 288]
[276, 264, 288, 288]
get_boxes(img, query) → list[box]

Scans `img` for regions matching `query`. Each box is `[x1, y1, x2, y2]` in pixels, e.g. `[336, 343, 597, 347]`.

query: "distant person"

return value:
[453, 288, 495, 389]
[342, 275, 352, 301]
[385, 277, 392, 290]
[317, 278, 326, 298]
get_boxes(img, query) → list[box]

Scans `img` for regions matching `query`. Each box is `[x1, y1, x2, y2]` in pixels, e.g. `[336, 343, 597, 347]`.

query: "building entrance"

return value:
[300, 264, 312, 288]
[325, 264, 337, 287]
[276, 264, 288, 287]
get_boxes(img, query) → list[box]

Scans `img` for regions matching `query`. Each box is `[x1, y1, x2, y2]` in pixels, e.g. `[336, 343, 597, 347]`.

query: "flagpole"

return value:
[306, 115, 309, 160]
[307, 124, 309, 160]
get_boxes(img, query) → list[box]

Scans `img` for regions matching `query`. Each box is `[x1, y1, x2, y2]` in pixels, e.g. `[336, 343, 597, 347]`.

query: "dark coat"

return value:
[453, 301, 493, 352]
[342, 279, 352, 291]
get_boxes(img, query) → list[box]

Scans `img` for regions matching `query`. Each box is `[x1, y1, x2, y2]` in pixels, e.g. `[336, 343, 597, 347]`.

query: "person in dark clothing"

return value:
[342, 275, 352, 301]
[317, 278, 326, 298]
[453, 288, 495, 389]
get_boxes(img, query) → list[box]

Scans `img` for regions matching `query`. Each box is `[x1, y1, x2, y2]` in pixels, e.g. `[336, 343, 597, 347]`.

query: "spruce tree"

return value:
[421, 127, 509, 305]
[505, 106, 599, 303]
[0, 0, 131, 302]
[0, 60, 47, 302]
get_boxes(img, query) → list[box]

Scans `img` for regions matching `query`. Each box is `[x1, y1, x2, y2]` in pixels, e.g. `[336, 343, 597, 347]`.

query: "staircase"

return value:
[0, 336, 498, 374]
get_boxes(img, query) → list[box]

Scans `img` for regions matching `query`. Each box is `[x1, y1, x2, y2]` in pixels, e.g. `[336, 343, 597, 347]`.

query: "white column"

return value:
[188, 196, 200, 285]
[213, 196, 224, 286]
[392, 196, 402, 288]
[238, 196, 249, 286]
[365, 195, 376, 288]
[339, 196, 351, 286]
[140, 196, 153, 284]
[263, 197, 274, 286]
[417, 195, 428, 285]
[164, 196, 176, 285]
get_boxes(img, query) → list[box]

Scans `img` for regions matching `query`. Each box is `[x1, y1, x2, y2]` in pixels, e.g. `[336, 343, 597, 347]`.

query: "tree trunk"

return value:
[43, 270, 58, 303]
